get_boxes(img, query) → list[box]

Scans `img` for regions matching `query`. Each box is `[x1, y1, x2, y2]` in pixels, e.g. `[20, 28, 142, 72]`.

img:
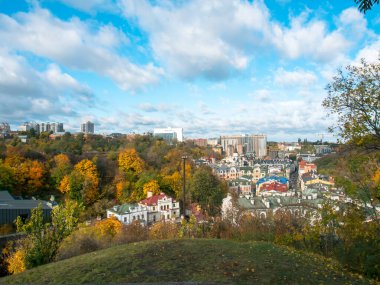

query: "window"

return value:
[138, 215, 140, 220]
[133, 216, 135, 220]
[153, 207, 155, 211]
[167, 214, 170, 219]
[124, 217, 127, 222]
[153, 215, 156, 221]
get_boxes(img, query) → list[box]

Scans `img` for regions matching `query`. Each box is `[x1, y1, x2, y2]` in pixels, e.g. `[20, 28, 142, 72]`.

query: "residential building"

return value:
[190, 138, 207, 147]
[222, 194, 323, 220]
[139, 192, 180, 224]
[207, 138, 220, 146]
[106, 204, 148, 225]
[153, 127, 183, 142]
[18, 121, 64, 134]
[314, 145, 332, 156]
[256, 176, 289, 195]
[298, 160, 318, 178]
[0, 122, 10, 134]
[228, 177, 253, 196]
[81, 121, 95, 134]
[220, 134, 267, 157]
[18, 122, 40, 133]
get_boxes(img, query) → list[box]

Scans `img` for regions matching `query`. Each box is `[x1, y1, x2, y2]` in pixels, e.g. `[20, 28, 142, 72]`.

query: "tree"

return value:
[8, 201, 82, 271]
[190, 166, 227, 216]
[58, 160, 99, 205]
[323, 57, 380, 150]
[354, 0, 379, 13]
[0, 161, 14, 191]
[118, 148, 145, 176]
[143, 180, 161, 197]
[51, 154, 72, 188]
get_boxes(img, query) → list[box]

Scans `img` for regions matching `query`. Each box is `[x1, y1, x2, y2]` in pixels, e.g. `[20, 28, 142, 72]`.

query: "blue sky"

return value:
[0, 0, 379, 141]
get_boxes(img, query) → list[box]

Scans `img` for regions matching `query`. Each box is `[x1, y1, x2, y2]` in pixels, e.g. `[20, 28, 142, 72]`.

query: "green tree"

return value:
[323, 57, 380, 150]
[190, 166, 227, 216]
[13, 201, 82, 269]
[0, 160, 15, 191]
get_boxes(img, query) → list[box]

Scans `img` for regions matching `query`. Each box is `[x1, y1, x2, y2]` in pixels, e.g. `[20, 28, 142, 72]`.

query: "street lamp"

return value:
[181, 155, 188, 218]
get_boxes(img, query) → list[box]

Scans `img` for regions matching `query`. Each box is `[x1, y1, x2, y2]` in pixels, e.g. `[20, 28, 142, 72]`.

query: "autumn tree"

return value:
[51, 154, 72, 188]
[143, 180, 161, 197]
[7, 201, 82, 271]
[323, 57, 380, 150]
[118, 148, 145, 176]
[59, 159, 99, 205]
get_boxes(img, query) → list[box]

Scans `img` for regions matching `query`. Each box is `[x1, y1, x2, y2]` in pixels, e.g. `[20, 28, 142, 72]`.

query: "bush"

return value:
[149, 221, 179, 240]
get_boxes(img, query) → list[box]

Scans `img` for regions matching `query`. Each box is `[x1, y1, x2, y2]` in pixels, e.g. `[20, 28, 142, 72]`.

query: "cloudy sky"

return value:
[0, 0, 379, 141]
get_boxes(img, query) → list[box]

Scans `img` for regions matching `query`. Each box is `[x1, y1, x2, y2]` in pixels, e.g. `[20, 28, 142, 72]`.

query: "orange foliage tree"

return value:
[51, 154, 72, 188]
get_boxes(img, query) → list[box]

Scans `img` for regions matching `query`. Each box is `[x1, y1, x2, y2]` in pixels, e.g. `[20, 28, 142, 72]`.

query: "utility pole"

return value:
[182, 155, 187, 218]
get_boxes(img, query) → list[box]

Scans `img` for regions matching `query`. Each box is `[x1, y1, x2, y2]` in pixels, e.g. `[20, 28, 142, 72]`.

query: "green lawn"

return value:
[0, 239, 373, 284]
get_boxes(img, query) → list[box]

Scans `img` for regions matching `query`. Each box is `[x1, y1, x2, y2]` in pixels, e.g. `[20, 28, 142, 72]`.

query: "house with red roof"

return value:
[138, 192, 180, 224]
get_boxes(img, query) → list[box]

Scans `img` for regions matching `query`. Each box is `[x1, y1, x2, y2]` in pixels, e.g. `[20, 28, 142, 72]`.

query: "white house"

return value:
[139, 192, 180, 224]
[106, 203, 148, 225]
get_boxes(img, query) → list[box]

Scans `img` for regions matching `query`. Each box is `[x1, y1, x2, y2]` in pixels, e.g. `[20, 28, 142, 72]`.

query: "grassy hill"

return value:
[0, 239, 373, 284]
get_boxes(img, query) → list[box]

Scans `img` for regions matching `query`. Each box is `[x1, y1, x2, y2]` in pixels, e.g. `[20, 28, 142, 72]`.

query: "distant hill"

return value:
[0, 239, 372, 284]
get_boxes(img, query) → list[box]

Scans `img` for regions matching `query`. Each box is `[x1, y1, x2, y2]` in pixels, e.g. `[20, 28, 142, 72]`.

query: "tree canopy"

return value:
[323, 57, 380, 150]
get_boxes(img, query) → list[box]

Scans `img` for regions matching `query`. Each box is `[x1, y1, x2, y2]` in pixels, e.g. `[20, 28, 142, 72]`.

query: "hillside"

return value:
[0, 239, 372, 284]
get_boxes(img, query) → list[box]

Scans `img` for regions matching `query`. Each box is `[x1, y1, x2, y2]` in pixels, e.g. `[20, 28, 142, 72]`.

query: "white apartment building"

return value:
[220, 134, 267, 157]
[153, 127, 183, 142]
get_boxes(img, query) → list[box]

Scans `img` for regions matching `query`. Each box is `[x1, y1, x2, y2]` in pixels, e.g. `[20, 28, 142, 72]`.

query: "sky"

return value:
[0, 0, 379, 141]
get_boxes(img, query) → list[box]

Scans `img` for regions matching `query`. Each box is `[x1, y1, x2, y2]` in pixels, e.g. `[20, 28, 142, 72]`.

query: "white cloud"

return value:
[274, 68, 317, 87]
[337, 7, 368, 41]
[0, 49, 92, 122]
[354, 39, 380, 64]
[120, 0, 271, 80]
[0, 8, 162, 91]
[271, 14, 349, 62]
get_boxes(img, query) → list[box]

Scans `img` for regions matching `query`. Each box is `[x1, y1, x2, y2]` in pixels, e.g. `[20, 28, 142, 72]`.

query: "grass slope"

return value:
[1, 239, 373, 284]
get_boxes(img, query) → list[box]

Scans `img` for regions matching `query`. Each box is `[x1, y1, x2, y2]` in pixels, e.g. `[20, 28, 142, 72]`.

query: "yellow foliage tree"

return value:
[58, 175, 70, 194]
[143, 180, 161, 197]
[74, 159, 98, 182]
[118, 149, 144, 175]
[6, 249, 26, 274]
[54, 154, 70, 167]
[95, 217, 123, 238]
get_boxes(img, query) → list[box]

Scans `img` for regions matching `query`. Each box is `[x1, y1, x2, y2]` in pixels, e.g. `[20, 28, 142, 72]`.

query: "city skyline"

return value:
[0, 1, 379, 141]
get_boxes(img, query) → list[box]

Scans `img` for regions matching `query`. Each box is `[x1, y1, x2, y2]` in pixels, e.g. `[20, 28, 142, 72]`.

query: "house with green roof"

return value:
[107, 203, 148, 225]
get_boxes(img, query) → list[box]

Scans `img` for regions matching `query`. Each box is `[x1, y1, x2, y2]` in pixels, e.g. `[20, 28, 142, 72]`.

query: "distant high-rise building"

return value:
[0, 122, 11, 134]
[153, 127, 183, 142]
[18, 122, 40, 133]
[18, 121, 64, 134]
[51, 122, 64, 133]
[81, 121, 95, 134]
[220, 134, 267, 157]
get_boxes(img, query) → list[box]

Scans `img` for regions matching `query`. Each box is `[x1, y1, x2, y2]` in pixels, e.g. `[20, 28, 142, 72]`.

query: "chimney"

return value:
[147, 191, 153, 198]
